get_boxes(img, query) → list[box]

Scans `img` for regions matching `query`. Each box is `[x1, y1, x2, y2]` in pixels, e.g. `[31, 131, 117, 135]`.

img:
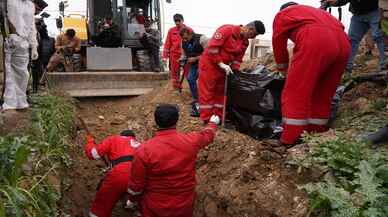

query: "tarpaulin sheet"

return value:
[228, 66, 284, 139]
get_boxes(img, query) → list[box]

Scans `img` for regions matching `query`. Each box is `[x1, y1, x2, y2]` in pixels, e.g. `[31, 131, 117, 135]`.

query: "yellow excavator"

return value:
[49, 0, 171, 97]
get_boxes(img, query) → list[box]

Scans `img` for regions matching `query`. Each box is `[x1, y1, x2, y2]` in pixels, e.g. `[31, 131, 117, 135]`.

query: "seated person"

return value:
[93, 16, 121, 47]
[47, 29, 81, 72]
[97, 16, 119, 34]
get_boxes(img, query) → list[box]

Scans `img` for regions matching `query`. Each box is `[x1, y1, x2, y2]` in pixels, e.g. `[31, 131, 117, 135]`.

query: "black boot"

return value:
[365, 125, 388, 145]
[190, 102, 200, 117]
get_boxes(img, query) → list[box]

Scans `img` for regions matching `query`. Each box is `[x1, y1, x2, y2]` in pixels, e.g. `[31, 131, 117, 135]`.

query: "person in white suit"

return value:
[2, 0, 38, 110]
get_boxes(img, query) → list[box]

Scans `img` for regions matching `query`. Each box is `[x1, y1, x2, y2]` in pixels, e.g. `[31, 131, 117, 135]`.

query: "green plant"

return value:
[0, 94, 75, 216]
[298, 134, 388, 217]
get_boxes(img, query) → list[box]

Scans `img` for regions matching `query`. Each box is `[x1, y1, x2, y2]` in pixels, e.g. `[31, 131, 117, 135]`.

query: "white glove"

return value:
[218, 62, 233, 75]
[209, 115, 221, 125]
[31, 46, 39, 60]
[124, 200, 137, 210]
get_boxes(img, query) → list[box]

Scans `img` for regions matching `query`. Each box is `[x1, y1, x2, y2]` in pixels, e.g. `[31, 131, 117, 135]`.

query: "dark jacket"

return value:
[334, 0, 378, 15]
[182, 33, 205, 58]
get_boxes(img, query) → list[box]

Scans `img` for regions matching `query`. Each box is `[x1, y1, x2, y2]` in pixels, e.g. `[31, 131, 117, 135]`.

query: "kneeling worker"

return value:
[127, 104, 220, 217]
[84, 130, 140, 217]
[180, 27, 209, 117]
[273, 2, 350, 146]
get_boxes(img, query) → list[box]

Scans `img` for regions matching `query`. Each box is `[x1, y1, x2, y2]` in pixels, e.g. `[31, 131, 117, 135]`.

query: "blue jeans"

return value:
[187, 64, 199, 101]
[347, 9, 385, 71]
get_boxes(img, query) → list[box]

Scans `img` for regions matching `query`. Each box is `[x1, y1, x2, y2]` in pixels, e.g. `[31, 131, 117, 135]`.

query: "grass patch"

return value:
[291, 133, 388, 217]
[0, 94, 75, 216]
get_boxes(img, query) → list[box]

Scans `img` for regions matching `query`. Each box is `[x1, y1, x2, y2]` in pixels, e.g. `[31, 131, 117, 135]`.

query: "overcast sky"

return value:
[44, 0, 351, 40]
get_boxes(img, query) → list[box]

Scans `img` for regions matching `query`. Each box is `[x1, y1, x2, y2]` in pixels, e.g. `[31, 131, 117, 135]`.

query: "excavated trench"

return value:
[61, 85, 310, 217]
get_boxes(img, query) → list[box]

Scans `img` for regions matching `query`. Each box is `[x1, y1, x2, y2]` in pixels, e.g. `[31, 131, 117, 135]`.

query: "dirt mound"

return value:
[123, 84, 309, 217]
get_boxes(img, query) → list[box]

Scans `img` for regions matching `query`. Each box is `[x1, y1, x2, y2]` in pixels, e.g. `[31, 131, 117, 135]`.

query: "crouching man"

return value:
[84, 130, 140, 217]
[127, 104, 219, 217]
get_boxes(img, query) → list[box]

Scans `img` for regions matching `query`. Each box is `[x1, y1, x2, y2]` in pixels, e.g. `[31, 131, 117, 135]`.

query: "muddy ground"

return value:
[60, 83, 313, 217]
[60, 47, 388, 217]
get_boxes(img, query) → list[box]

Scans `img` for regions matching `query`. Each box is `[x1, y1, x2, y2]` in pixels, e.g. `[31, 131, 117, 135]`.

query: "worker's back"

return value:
[138, 129, 203, 193]
[85, 135, 139, 173]
[275, 5, 345, 35]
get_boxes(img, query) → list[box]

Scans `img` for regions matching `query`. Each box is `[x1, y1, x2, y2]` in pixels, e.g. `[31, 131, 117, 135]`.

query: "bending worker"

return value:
[180, 27, 209, 117]
[273, 2, 350, 146]
[84, 130, 140, 217]
[127, 104, 220, 217]
[198, 21, 265, 123]
[162, 14, 190, 90]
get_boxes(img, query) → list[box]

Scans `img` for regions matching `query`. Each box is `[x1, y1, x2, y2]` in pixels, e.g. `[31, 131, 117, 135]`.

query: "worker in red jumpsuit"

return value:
[198, 21, 266, 123]
[127, 104, 220, 217]
[162, 14, 190, 90]
[273, 2, 351, 146]
[84, 130, 141, 217]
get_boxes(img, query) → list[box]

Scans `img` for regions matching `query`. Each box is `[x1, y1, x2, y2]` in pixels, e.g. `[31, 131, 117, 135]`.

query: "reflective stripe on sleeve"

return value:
[91, 148, 101, 160]
[208, 48, 219, 54]
[308, 118, 329, 125]
[128, 187, 142, 196]
[89, 212, 98, 217]
[200, 105, 213, 109]
[282, 118, 308, 126]
[214, 104, 224, 108]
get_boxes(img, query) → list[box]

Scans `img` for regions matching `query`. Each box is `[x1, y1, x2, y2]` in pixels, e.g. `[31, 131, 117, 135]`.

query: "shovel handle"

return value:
[78, 116, 110, 167]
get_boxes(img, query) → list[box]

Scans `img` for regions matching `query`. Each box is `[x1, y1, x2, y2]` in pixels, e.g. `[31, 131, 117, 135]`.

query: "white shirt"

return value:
[7, 0, 38, 48]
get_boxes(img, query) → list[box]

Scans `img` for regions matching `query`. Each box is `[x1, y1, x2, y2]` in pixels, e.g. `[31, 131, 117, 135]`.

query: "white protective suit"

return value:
[2, 0, 38, 110]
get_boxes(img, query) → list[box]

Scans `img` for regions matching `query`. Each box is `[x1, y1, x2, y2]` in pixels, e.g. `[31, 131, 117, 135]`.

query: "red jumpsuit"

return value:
[127, 124, 217, 217]
[163, 25, 190, 89]
[198, 25, 249, 122]
[85, 135, 140, 217]
[272, 5, 351, 145]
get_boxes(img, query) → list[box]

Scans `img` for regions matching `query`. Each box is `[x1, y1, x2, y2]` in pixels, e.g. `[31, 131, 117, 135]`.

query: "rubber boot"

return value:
[190, 102, 200, 117]
[365, 125, 388, 145]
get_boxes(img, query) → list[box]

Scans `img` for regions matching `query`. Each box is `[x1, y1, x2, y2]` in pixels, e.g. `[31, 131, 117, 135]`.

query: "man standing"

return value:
[85, 130, 140, 217]
[273, 2, 350, 146]
[127, 104, 220, 217]
[162, 14, 189, 90]
[141, 20, 162, 72]
[47, 29, 81, 72]
[198, 21, 265, 123]
[180, 27, 208, 117]
[2, 0, 39, 110]
[325, 0, 385, 72]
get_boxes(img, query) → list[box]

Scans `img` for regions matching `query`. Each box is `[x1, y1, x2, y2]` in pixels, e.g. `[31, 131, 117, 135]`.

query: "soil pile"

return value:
[125, 85, 310, 217]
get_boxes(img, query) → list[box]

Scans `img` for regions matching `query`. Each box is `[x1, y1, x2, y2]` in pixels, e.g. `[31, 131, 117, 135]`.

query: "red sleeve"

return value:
[137, 15, 145, 24]
[84, 136, 112, 160]
[186, 123, 217, 150]
[128, 147, 147, 197]
[272, 12, 298, 71]
[206, 26, 231, 65]
[163, 29, 172, 58]
[232, 40, 249, 70]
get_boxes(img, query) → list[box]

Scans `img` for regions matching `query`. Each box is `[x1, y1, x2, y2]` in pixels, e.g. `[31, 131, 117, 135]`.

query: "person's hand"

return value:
[218, 62, 233, 75]
[187, 57, 197, 64]
[86, 135, 94, 143]
[31, 46, 39, 60]
[162, 58, 168, 65]
[124, 199, 137, 210]
[209, 115, 221, 125]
